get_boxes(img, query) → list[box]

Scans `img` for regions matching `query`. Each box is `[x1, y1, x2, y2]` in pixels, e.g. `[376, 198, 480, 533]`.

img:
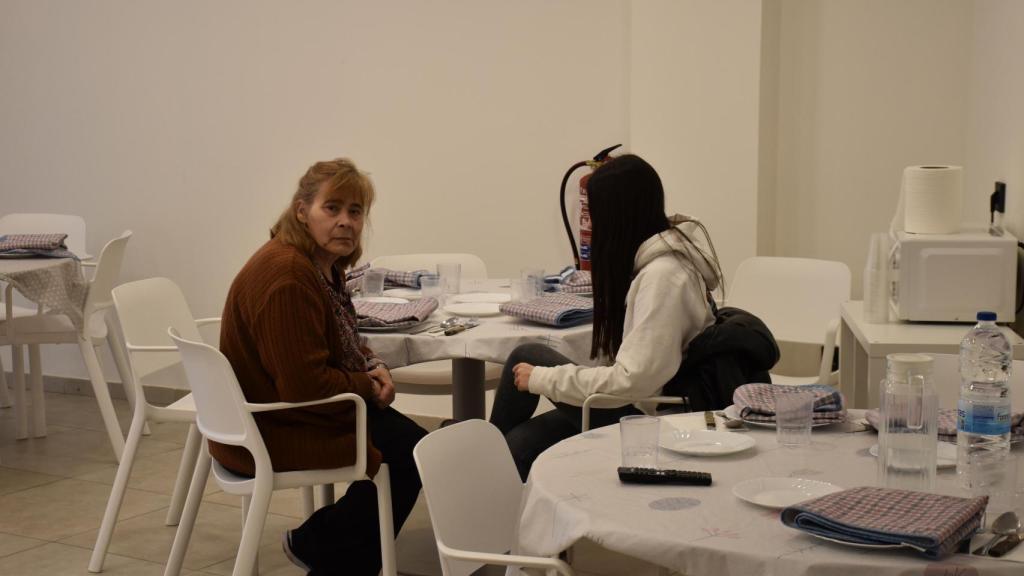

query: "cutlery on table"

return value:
[704, 411, 717, 430]
[989, 532, 1024, 557]
[714, 411, 746, 430]
[973, 511, 1021, 556]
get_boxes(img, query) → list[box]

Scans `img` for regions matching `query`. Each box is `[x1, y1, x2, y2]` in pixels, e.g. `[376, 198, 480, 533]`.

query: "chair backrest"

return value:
[413, 420, 523, 576]
[83, 230, 132, 318]
[111, 277, 202, 392]
[728, 256, 851, 346]
[369, 253, 488, 279]
[918, 353, 1024, 411]
[170, 328, 265, 458]
[0, 213, 88, 258]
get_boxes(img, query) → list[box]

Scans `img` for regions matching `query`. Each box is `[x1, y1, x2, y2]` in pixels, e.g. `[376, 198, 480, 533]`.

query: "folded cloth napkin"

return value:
[345, 263, 431, 292]
[865, 407, 1024, 443]
[0, 233, 77, 259]
[560, 270, 592, 294]
[354, 297, 438, 329]
[499, 293, 593, 327]
[781, 486, 987, 559]
[732, 383, 847, 424]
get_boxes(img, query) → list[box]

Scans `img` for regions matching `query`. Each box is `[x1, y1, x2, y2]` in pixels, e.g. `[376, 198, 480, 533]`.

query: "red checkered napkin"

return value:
[354, 297, 438, 328]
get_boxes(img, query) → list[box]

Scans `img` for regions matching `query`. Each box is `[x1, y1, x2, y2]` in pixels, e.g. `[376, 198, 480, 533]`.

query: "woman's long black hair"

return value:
[587, 154, 672, 360]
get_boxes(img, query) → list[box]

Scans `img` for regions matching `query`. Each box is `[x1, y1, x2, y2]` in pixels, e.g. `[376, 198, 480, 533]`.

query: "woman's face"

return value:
[296, 183, 365, 260]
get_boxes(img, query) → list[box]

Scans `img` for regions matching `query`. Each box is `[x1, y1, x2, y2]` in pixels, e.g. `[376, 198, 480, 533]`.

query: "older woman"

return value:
[217, 158, 426, 575]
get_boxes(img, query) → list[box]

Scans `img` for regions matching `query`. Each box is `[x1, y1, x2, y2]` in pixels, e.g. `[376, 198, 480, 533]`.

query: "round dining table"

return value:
[518, 410, 1024, 576]
[359, 280, 593, 420]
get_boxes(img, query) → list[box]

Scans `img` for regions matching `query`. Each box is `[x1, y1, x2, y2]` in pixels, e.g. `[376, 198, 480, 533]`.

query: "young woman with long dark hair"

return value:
[488, 154, 723, 480]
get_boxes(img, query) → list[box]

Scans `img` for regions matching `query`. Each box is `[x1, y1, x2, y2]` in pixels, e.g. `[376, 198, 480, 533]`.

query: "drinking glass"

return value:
[362, 269, 386, 298]
[775, 390, 813, 448]
[420, 274, 442, 301]
[437, 262, 461, 296]
[521, 268, 545, 298]
[620, 415, 660, 468]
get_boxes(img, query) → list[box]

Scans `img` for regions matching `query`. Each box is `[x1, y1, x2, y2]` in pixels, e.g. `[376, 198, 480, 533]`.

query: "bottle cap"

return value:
[977, 311, 997, 321]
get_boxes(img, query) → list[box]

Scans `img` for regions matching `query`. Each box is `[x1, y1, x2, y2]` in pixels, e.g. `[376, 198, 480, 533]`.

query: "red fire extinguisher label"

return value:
[579, 186, 592, 270]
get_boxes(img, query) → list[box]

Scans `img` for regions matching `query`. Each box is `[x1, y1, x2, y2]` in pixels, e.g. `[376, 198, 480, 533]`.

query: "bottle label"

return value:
[957, 400, 1011, 436]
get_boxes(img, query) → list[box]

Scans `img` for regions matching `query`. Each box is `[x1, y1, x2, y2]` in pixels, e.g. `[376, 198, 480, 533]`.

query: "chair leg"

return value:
[166, 424, 201, 526]
[374, 464, 397, 576]
[300, 486, 315, 518]
[239, 496, 259, 576]
[88, 401, 147, 572]
[78, 338, 125, 462]
[315, 483, 335, 509]
[28, 344, 45, 438]
[164, 446, 211, 576]
[105, 316, 150, 436]
[0, 352, 11, 408]
[233, 480, 272, 576]
[12, 344, 27, 439]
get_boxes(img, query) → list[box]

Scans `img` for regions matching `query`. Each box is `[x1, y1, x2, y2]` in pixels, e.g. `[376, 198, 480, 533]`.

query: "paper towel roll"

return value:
[902, 165, 962, 234]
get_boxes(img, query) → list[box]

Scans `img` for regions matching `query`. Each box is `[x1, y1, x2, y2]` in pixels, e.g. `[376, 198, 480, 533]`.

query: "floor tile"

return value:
[200, 540, 305, 576]
[73, 448, 219, 497]
[0, 467, 63, 496]
[61, 500, 297, 572]
[0, 541, 206, 576]
[202, 486, 311, 519]
[0, 532, 47, 559]
[0, 478, 169, 541]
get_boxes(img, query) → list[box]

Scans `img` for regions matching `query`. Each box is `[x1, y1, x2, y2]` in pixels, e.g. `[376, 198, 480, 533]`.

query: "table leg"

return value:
[13, 344, 27, 439]
[866, 355, 885, 410]
[451, 358, 485, 421]
[839, 319, 856, 406]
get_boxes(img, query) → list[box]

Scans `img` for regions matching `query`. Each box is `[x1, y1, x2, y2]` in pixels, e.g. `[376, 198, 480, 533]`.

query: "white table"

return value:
[519, 411, 1024, 575]
[360, 280, 593, 420]
[840, 301, 1024, 409]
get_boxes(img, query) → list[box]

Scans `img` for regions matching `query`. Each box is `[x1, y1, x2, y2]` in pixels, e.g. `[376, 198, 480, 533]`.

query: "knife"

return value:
[989, 532, 1023, 558]
[704, 411, 717, 430]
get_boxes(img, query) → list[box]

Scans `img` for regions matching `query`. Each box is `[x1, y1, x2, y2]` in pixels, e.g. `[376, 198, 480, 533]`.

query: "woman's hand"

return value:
[368, 365, 395, 408]
[513, 363, 534, 392]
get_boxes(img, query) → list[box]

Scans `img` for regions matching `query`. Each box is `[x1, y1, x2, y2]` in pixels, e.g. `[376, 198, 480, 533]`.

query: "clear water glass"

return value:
[620, 415, 660, 468]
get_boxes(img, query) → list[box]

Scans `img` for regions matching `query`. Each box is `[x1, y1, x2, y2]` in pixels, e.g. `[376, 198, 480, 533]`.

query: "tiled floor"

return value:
[0, 391, 660, 576]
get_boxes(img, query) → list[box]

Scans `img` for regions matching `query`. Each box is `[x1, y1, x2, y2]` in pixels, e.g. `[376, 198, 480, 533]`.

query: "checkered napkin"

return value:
[498, 293, 593, 327]
[865, 408, 1024, 443]
[732, 383, 847, 424]
[781, 486, 988, 558]
[0, 233, 76, 259]
[560, 270, 592, 294]
[354, 297, 438, 329]
[345, 263, 431, 292]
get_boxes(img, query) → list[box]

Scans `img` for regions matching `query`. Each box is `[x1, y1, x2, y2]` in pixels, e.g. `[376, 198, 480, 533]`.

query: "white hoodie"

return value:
[528, 227, 718, 406]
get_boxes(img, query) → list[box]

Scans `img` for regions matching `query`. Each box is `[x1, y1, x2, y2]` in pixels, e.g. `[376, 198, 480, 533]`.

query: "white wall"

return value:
[0, 0, 630, 381]
[773, 0, 973, 297]
[630, 0, 764, 283]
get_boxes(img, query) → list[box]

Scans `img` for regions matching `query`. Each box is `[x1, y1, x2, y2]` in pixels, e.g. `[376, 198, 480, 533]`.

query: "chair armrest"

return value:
[194, 317, 221, 327]
[582, 393, 686, 431]
[81, 261, 97, 268]
[126, 344, 178, 352]
[436, 541, 573, 576]
[817, 318, 840, 386]
[244, 392, 366, 413]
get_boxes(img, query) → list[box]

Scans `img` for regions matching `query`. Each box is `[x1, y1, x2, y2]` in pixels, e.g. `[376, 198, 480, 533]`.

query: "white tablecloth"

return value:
[360, 280, 594, 369]
[0, 257, 86, 328]
[519, 410, 1024, 576]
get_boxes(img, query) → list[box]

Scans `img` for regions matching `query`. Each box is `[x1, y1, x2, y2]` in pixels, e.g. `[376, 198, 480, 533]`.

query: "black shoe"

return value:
[282, 529, 312, 572]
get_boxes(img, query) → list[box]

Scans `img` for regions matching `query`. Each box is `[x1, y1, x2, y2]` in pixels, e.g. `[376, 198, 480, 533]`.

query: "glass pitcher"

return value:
[877, 353, 938, 491]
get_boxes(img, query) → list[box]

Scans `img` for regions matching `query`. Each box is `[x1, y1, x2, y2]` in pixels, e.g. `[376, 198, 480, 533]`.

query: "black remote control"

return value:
[617, 467, 712, 486]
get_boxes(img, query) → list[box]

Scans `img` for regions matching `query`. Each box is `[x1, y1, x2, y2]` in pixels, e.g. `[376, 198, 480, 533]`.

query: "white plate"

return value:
[383, 288, 423, 300]
[357, 296, 410, 304]
[724, 404, 845, 428]
[660, 429, 756, 456]
[732, 477, 843, 509]
[450, 292, 512, 304]
[443, 302, 501, 317]
[359, 319, 429, 332]
[868, 442, 957, 469]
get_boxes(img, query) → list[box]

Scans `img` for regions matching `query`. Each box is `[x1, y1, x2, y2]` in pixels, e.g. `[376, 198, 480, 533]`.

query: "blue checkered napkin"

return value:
[354, 297, 438, 328]
[0, 234, 76, 259]
[733, 383, 846, 424]
[499, 293, 593, 327]
[781, 487, 988, 559]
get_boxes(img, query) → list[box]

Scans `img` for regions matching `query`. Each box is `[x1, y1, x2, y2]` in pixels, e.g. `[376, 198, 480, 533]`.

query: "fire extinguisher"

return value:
[560, 144, 622, 270]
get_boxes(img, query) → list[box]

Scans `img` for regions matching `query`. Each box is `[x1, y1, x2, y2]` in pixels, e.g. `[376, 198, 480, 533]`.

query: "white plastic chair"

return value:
[164, 329, 396, 576]
[727, 257, 851, 387]
[580, 394, 684, 432]
[0, 231, 133, 460]
[368, 253, 501, 398]
[88, 277, 228, 572]
[0, 213, 89, 408]
[414, 419, 573, 576]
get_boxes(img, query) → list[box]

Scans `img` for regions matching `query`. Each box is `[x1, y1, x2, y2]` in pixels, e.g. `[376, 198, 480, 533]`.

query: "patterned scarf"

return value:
[314, 268, 368, 374]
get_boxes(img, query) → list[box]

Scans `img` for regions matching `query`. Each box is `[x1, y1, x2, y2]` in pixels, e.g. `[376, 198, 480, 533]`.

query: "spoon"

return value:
[978, 511, 1021, 556]
[714, 411, 746, 430]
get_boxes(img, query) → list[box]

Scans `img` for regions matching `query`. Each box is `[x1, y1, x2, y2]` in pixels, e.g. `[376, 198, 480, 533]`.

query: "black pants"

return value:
[290, 406, 427, 576]
[489, 343, 641, 481]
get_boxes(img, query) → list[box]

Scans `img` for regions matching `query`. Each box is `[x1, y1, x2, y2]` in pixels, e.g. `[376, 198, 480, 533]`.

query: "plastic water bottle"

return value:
[957, 311, 1013, 509]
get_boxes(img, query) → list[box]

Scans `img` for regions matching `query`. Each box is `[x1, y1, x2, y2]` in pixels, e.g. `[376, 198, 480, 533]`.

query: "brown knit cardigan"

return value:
[213, 238, 382, 476]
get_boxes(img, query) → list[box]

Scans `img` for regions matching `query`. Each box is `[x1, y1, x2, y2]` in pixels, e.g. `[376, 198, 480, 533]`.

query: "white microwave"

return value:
[889, 229, 1018, 322]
